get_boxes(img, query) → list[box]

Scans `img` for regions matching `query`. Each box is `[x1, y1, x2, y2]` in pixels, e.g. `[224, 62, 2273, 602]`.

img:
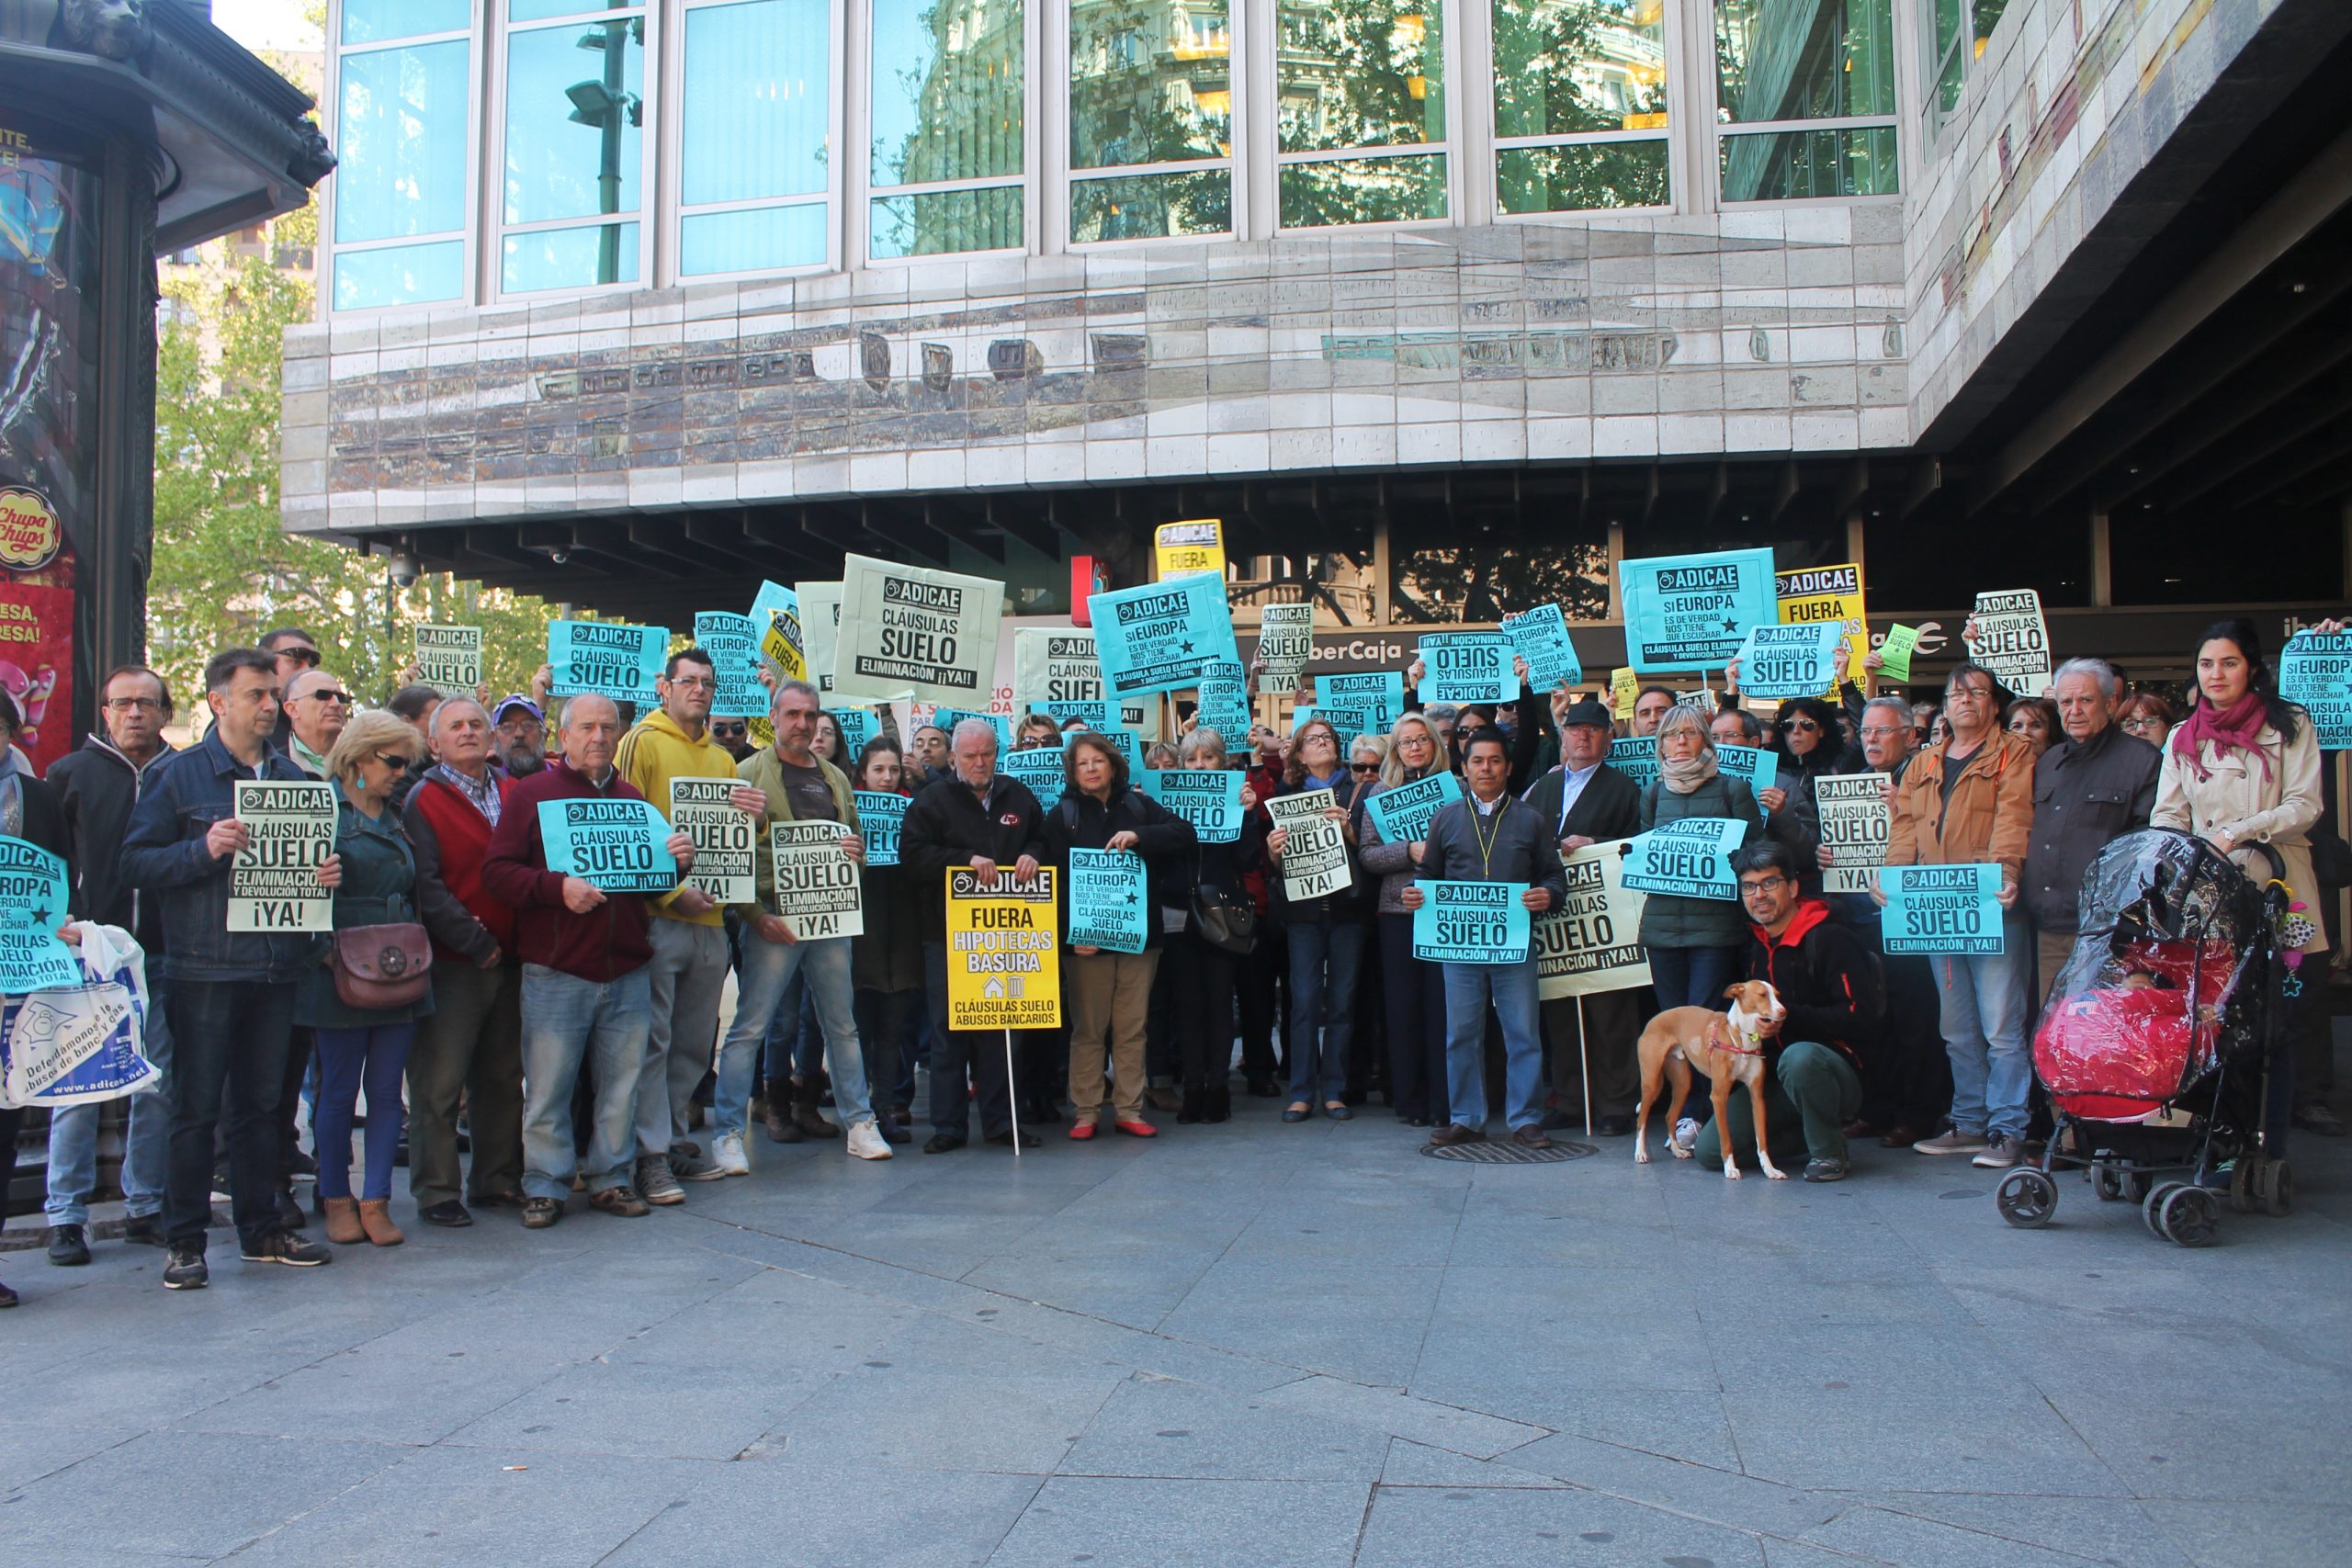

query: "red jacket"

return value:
[481, 760, 657, 983]
[406, 771, 519, 965]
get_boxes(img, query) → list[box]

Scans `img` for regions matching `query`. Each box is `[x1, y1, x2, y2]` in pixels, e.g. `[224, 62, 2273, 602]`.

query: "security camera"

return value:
[548, 547, 571, 566]
[388, 547, 421, 588]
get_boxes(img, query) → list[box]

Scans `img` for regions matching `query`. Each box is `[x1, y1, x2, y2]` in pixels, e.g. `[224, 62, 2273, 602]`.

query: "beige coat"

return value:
[2150, 716, 2327, 953]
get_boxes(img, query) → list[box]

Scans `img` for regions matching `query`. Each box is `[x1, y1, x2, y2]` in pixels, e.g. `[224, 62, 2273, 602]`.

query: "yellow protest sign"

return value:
[1774, 563, 1865, 695]
[1610, 667, 1638, 721]
[944, 867, 1063, 1030]
[1154, 519, 1224, 581]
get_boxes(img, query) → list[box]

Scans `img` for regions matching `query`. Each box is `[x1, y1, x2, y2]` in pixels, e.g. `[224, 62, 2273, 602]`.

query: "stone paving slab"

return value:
[2, 1074, 2346, 1566]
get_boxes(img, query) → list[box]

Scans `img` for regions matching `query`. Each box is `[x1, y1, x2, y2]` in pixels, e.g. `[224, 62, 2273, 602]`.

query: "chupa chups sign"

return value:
[0, 489, 63, 572]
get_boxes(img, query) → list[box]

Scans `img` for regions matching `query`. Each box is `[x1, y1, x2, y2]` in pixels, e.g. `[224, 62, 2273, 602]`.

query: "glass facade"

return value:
[1714, 0, 1897, 200]
[1922, 0, 2008, 138]
[322, 0, 1903, 309]
[1493, 0, 1670, 215]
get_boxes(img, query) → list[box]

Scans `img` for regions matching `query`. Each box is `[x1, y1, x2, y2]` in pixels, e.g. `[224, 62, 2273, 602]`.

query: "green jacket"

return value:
[734, 746, 858, 917]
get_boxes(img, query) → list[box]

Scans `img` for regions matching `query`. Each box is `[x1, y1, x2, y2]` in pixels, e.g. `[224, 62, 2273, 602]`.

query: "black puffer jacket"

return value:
[900, 771, 1046, 940]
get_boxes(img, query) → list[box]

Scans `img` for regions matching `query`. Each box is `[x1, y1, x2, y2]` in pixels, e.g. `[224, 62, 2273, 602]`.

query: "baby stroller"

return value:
[1996, 828, 2294, 1247]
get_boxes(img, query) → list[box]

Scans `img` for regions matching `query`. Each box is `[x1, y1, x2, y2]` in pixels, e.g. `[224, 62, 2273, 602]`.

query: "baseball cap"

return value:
[492, 694, 543, 726]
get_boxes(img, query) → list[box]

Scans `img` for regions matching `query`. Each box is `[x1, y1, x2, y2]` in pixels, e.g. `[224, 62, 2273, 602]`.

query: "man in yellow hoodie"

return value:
[614, 648, 766, 1202]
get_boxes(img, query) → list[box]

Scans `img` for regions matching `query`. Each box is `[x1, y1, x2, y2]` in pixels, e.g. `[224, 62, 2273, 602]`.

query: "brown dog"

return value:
[1633, 980, 1789, 1180]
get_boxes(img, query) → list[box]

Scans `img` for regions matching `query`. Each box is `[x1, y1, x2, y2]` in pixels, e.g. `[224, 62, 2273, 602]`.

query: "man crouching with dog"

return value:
[1694, 841, 1882, 1183]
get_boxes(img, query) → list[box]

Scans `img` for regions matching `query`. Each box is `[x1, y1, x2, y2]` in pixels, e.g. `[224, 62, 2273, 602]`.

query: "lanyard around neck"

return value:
[1470, 793, 1510, 878]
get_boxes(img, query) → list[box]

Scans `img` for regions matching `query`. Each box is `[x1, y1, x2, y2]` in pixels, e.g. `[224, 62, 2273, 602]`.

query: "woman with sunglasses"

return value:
[297, 709, 433, 1248]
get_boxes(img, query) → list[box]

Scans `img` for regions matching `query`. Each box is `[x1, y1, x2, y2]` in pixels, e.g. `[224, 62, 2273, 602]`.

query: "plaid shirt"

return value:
[426, 761, 503, 827]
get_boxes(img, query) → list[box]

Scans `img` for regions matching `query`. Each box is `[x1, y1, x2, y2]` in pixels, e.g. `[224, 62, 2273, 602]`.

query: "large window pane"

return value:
[682, 205, 829, 274]
[342, 0, 469, 45]
[1720, 124, 1896, 200]
[1494, 0, 1667, 139]
[1392, 515, 1611, 624]
[336, 41, 470, 244]
[333, 241, 465, 310]
[870, 186, 1023, 256]
[1279, 153, 1446, 227]
[1072, 169, 1231, 242]
[503, 17, 644, 226]
[503, 220, 640, 291]
[869, 0, 1026, 186]
[1715, 0, 1894, 122]
[1498, 141, 1668, 213]
[512, 0, 631, 18]
[684, 0, 831, 206]
[1069, 0, 1229, 169]
[1277, 0, 1446, 153]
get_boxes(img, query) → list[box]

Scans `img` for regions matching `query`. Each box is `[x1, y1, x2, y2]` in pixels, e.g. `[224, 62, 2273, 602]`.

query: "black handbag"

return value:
[1190, 885, 1259, 954]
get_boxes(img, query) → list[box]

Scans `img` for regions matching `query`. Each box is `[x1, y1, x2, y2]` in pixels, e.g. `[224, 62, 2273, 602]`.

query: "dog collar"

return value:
[1713, 1024, 1767, 1056]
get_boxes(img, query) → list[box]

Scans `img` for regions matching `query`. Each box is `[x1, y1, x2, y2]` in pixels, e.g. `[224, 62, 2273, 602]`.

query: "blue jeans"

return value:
[165, 977, 296, 1251]
[715, 932, 869, 1139]
[1646, 943, 1737, 1011]
[519, 964, 650, 1201]
[1441, 958, 1545, 1133]
[312, 1021, 416, 1202]
[45, 976, 174, 1225]
[1934, 909, 2033, 1139]
[1286, 919, 1365, 1104]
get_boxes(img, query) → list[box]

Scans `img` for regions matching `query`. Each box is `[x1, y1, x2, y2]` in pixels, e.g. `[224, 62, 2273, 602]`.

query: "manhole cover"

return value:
[1420, 1138, 1598, 1164]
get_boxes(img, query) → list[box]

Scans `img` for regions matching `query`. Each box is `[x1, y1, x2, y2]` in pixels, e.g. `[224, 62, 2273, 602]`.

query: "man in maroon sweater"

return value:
[481, 694, 697, 1229]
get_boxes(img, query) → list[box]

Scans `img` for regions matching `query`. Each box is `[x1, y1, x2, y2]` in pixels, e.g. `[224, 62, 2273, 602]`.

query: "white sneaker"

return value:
[845, 1119, 893, 1161]
[714, 1130, 750, 1177]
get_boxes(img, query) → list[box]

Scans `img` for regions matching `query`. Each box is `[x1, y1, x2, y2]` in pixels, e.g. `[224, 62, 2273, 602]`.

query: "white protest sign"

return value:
[1267, 788, 1350, 902]
[1970, 589, 2052, 692]
[413, 625, 481, 696]
[230, 781, 336, 932]
[834, 553, 1004, 705]
[769, 820, 865, 939]
[1257, 604, 1316, 692]
[1534, 839, 1651, 999]
[670, 778, 755, 904]
[1814, 773, 1891, 895]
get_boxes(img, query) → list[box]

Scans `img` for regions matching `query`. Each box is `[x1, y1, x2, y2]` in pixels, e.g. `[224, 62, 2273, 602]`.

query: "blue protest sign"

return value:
[1736, 622, 1843, 701]
[1500, 604, 1583, 690]
[1090, 575, 1238, 697]
[1416, 632, 1514, 705]
[1296, 704, 1375, 742]
[749, 579, 807, 677]
[830, 707, 877, 757]
[1194, 659, 1251, 739]
[1609, 736, 1658, 791]
[0, 836, 79, 992]
[1622, 818, 1747, 899]
[1713, 743, 1780, 798]
[1095, 727, 1143, 775]
[1000, 739, 1072, 800]
[1618, 548, 1777, 672]
[854, 790, 906, 866]
[1411, 880, 1532, 964]
[930, 708, 1012, 751]
[695, 612, 769, 716]
[1363, 771, 1464, 846]
[2280, 630, 2352, 750]
[548, 620, 668, 705]
[1068, 847, 1149, 953]
[1140, 769, 1244, 843]
[1319, 672, 1405, 728]
[537, 797, 680, 894]
[1029, 698, 1120, 731]
[1880, 863, 2006, 955]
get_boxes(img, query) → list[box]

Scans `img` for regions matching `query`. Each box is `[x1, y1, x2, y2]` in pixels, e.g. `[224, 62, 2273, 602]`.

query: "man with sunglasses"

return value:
[259, 628, 320, 750]
[280, 668, 352, 781]
[709, 716, 755, 763]
[1693, 841, 1877, 1182]
[612, 649, 768, 1202]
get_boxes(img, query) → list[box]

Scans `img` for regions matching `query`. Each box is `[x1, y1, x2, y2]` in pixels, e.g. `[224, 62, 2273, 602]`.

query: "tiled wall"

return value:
[282, 211, 1910, 536]
[1904, 0, 2286, 434]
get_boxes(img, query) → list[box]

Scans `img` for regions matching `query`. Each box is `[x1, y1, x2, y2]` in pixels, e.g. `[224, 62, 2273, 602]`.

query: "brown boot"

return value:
[322, 1196, 363, 1245]
[794, 1077, 839, 1139]
[763, 1077, 802, 1144]
[356, 1200, 404, 1247]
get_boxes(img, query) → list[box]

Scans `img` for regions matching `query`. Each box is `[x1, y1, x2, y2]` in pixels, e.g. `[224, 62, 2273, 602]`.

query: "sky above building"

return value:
[211, 0, 323, 53]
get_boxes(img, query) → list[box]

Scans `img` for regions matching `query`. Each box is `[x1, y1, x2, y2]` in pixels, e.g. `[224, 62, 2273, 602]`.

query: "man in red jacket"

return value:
[404, 697, 524, 1227]
[481, 694, 697, 1229]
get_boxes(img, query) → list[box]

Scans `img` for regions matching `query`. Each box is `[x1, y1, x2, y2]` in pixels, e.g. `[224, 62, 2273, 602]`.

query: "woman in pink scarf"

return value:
[2151, 617, 2335, 1143]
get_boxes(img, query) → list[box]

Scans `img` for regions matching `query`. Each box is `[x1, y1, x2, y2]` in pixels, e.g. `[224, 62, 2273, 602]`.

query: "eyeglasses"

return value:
[2120, 717, 2161, 734]
[1738, 876, 1788, 896]
[1785, 718, 1821, 733]
[666, 674, 716, 691]
[1948, 684, 1995, 703]
[373, 750, 415, 773]
[1860, 725, 1905, 739]
[104, 696, 163, 713]
[300, 690, 353, 706]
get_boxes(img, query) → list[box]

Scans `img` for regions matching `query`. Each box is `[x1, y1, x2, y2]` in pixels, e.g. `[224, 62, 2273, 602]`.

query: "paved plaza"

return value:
[3, 1079, 2346, 1568]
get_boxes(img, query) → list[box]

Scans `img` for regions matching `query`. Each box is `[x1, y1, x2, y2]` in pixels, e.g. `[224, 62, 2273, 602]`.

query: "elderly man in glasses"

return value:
[1690, 840, 1878, 1183]
[280, 668, 353, 781]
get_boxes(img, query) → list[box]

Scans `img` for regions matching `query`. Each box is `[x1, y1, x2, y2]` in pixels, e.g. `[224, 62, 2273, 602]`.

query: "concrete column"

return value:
[2089, 508, 2112, 606]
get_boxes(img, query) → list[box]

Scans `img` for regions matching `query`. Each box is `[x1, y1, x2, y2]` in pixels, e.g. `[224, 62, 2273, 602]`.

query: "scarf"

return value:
[1660, 746, 1720, 795]
[2171, 691, 2273, 783]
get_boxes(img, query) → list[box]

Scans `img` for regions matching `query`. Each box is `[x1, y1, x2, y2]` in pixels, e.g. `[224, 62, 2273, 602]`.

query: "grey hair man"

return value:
[2023, 657, 2160, 1005]
[899, 713, 1048, 1152]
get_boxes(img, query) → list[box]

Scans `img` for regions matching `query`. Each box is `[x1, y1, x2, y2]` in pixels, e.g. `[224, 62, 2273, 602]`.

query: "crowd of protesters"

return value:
[0, 607, 2340, 1306]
